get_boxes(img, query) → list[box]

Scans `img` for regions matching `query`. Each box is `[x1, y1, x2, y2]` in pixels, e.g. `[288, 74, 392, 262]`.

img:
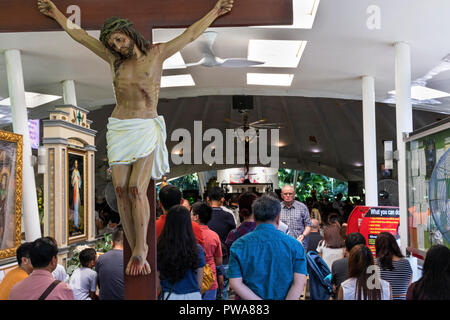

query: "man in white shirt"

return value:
[52, 264, 69, 283]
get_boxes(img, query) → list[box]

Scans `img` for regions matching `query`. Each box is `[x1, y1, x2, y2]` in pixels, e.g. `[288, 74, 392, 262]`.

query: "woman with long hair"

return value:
[225, 192, 258, 250]
[316, 223, 346, 269]
[407, 244, 450, 300]
[339, 244, 391, 300]
[375, 232, 412, 300]
[157, 205, 205, 300]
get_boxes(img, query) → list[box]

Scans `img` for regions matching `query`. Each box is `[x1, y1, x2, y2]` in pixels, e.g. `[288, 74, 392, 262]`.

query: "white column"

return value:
[4, 49, 41, 241]
[293, 170, 299, 191]
[395, 42, 413, 255]
[62, 80, 77, 106]
[197, 171, 206, 199]
[362, 76, 378, 206]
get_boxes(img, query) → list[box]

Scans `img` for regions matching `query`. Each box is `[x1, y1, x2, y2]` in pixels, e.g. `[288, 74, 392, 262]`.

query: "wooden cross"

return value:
[0, 0, 293, 300]
[0, 0, 292, 41]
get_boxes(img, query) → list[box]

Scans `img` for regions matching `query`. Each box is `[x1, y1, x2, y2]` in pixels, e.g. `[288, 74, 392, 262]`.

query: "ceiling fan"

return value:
[224, 110, 285, 130]
[224, 109, 284, 176]
[178, 31, 265, 68]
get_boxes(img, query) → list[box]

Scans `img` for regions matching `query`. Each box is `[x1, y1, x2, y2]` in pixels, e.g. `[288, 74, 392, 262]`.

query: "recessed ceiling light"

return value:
[162, 52, 187, 70]
[0, 92, 61, 108]
[247, 73, 294, 86]
[161, 74, 195, 88]
[253, 0, 320, 29]
[389, 85, 450, 100]
[248, 40, 307, 68]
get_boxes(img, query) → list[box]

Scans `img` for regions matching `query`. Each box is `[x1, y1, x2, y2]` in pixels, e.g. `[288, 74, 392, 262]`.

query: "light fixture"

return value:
[162, 52, 187, 70]
[248, 40, 307, 68]
[253, 0, 320, 29]
[161, 74, 195, 88]
[389, 85, 450, 100]
[0, 92, 61, 108]
[247, 73, 294, 86]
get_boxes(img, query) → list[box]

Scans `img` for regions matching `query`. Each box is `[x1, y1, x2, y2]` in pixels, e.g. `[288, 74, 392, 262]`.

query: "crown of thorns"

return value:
[100, 17, 134, 45]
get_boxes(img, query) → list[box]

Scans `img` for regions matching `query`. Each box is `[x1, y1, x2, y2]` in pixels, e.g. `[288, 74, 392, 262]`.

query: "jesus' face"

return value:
[108, 31, 135, 58]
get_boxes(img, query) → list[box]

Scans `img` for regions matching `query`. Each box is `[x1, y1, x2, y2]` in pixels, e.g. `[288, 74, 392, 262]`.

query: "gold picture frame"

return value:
[0, 130, 23, 260]
[67, 148, 87, 244]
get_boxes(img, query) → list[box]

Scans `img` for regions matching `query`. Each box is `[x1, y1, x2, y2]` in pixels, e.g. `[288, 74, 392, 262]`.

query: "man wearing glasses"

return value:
[280, 185, 312, 248]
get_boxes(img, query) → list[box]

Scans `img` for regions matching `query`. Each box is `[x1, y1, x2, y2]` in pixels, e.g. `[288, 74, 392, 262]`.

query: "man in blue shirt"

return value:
[228, 195, 308, 300]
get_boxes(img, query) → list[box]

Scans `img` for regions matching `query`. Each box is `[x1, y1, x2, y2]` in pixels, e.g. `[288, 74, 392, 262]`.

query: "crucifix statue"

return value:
[38, 0, 236, 277]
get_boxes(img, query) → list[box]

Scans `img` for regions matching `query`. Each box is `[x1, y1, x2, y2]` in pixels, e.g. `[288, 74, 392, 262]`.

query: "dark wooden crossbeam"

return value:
[0, 0, 293, 40]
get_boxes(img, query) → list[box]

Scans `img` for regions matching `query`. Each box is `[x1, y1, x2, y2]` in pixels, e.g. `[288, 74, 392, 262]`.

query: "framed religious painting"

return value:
[0, 130, 23, 260]
[67, 149, 87, 243]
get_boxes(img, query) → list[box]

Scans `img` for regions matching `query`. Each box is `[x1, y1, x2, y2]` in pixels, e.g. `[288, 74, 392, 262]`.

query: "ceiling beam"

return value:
[0, 0, 293, 40]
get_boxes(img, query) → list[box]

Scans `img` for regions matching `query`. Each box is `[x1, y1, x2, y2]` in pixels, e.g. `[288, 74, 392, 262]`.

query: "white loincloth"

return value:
[106, 116, 170, 179]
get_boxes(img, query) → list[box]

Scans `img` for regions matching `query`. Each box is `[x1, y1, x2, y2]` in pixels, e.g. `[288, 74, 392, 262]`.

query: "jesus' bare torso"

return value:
[109, 44, 162, 120]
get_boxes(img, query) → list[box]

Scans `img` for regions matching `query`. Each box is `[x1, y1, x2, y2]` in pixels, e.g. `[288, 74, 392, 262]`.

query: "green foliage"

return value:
[95, 233, 113, 253]
[278, 168, 348, 202]
[170, 173, 199, 191]
[66, 250, 80, 276]
[156, 173, 199, 196]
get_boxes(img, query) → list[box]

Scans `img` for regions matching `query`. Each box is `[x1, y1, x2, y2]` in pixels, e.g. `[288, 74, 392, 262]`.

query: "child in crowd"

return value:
[69, 248, 98, 300]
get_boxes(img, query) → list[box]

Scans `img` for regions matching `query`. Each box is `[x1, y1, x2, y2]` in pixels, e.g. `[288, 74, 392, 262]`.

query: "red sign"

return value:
[347, 206, 400, 256]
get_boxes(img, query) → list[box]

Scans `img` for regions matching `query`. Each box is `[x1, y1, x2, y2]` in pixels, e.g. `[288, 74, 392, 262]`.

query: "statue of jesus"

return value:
[38, 0, 234, 276]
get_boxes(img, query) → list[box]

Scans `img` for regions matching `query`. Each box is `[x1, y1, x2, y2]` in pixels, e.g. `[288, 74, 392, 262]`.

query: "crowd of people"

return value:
[0, 184, 449, 300]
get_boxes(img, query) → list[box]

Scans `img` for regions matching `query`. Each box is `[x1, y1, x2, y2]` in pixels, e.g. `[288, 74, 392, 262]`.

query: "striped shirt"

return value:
[280, 200, 311, 239]
[376, 258, 412, 300]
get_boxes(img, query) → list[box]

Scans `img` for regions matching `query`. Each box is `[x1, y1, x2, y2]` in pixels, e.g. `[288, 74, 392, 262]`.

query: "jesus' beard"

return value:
[118, 39, 135, 59]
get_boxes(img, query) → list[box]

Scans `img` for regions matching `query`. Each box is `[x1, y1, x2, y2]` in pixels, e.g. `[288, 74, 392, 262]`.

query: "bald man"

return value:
[280, 185, 312, 247]
[306, 219, 323, 252]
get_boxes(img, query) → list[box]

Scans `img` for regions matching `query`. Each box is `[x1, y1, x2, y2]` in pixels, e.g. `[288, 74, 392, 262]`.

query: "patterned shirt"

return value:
[225, 221, 257, 250]
[280, 200, 312, 239]
[377, 258, 412, 300]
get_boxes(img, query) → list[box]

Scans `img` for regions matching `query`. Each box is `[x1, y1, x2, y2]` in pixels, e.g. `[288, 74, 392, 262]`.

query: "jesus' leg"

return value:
[125, 152, 154, 276]
[111, 164, 135, 251]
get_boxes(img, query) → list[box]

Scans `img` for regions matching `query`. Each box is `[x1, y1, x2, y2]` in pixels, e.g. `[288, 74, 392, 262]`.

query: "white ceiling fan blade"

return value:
[171, 58, 205, 68]
[197, 31, 218, 59]
[220, 58, 265, 68]
[249, 119, 267, 126]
